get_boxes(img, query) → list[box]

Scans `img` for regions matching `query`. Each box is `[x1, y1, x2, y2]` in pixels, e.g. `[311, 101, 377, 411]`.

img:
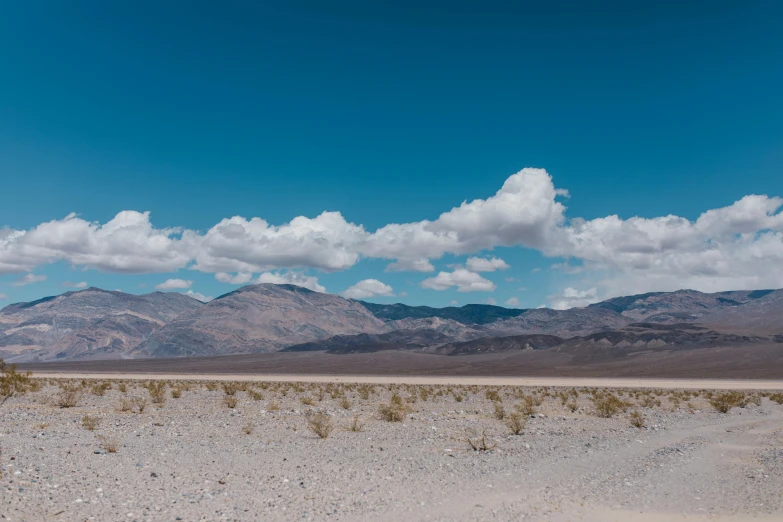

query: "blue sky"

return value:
[1, 1, 782, 308]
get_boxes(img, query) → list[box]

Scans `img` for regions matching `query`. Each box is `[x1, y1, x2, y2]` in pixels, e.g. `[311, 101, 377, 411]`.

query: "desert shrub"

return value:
[710, 391, 746, 413]
[171, 388, 182, 399]
[640, 395, 661, 408]
[379, 395, 410, 422]
[91, 382, 111, 396]
[82, 414, 100, 431]
[146, 381, 166, 405]
[493, 402, 506, 420]
[591, 393, 630, 418]
[359, 386, 371, 400]
[769, 393, 783, 405]
[98, 435, 120, 453]
[300, 396, 315, 406]
[629, 409, 645, 428]
[485, 390, 501, 402]
[224, 395, 238, 409]
[242, 422, 254, 435]
[516, 395, 537, 416]
[339, 396, 351, 410]
[349, 415, 364, 432]
[0, 359, 32, 408]
[223, 382, 241, 396]
[134, 397, 148, 413]
[566, 400, 579, 413]
[307, 412, 335, 439]
[465, 429, 495, 452]
[205, 382, 218, 392]
[268, 400, 280, 411]
[248, 390, 264, 401]
[505, 412, 526, 435]
[56, 386, 81, 408]
[118, 382, 127, 393]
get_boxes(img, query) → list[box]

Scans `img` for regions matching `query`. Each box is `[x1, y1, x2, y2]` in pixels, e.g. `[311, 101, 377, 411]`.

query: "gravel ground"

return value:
[1, 379, 782, 521]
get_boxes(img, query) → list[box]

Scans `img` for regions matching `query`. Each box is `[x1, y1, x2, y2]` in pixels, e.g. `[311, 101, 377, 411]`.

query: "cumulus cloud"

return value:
[505, 297, 521, 307]
[155, 279, 193, 290]
[421, 269, 496, 292]
[2, 168, 783, 298]
[184, 290, 213, 302]
[342, 279, 395, 299]
[0, 211, 190, 274]
[215, 272, 254, 284]
[63, 281, 88, 288]
[466, 256, 510, 272]
[257, 271, 326, 293]
[12, 273, 46, 286]
[548, 287, 599, 310]
[0, 293, 7, 300]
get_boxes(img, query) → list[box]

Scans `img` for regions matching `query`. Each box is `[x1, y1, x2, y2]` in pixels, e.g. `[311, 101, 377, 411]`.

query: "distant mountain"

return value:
[358, 301, 526, 324]
[133, 284, 386, 357]
[0, 288, 203, 361]
[3, 284, 781, 361]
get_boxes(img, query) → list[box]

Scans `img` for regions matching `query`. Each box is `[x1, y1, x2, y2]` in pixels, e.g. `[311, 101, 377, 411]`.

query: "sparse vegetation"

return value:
[465, 429, 495, 452]
[223, 395, 239, 408]
[591, 392, 630, 418]
[82, 414, 100, 431]
[348, 415, 364, 432]
[307, 412, 335, 439]
[0, 359, 32, 408]
[630, 409, 645, 428]
[98, 435, 120, 453]
[242, 422, 254, 435]
[505, 411, 526, 435]
[709, 391, 746, 413]
[379, 393, 410, 422]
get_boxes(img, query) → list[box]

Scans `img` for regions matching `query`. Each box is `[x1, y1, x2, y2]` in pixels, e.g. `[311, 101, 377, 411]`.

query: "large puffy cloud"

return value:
[341, 279, 395, 299]
[549, 195, 783, 296]
[256, 271, 326, 293]
[3, 169, 783, 301]
[190, 212, 366, 274]
[0, 211, 190, 274]
[360, 168, 566, 269]
[421, 269, 496, 292]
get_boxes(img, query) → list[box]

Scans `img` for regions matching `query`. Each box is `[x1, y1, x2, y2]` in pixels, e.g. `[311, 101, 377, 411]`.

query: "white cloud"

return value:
[0, 293, 7, 299]
[2, 168, 783, 299]
[466, 256, 510, 272]
[215, 272, 253, 284]
[0, 211, 190, 274]
[155, 279, 193, 290]
[63, 281, 88, 288]
[257, 271, 326, 293]
[12, 273, 46, 286]
[184, 290, 213, 302]
[531, 267, 541, 273]
[449, 300, 459, 305]
[421, 269, 496, 292]
[342, 279, 395, 299]
[505, 297, 521, 307]
[548, 287, 599, 310]
[484, 297, 497, 305]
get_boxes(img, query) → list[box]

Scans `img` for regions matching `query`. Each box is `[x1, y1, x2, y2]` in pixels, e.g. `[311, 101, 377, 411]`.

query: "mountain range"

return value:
[1, 284, 781, 363]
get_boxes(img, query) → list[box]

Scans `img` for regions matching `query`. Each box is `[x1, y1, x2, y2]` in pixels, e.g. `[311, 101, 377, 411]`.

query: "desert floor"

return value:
[1, 377, 782, 521]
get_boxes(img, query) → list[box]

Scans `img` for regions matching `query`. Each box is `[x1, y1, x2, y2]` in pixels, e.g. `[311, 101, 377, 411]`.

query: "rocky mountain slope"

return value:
[2, 285, 781, 360]
[0, 288, 203, 360]
[132, 284, 386, 357]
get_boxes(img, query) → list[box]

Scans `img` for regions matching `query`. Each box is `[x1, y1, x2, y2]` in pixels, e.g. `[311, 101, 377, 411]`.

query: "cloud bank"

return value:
[2, 168, 782, 305]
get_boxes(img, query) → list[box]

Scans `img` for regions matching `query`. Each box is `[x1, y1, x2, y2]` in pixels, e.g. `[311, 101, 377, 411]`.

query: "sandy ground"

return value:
[1, 378, 782, 521]
[27, 372, 783, 390]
